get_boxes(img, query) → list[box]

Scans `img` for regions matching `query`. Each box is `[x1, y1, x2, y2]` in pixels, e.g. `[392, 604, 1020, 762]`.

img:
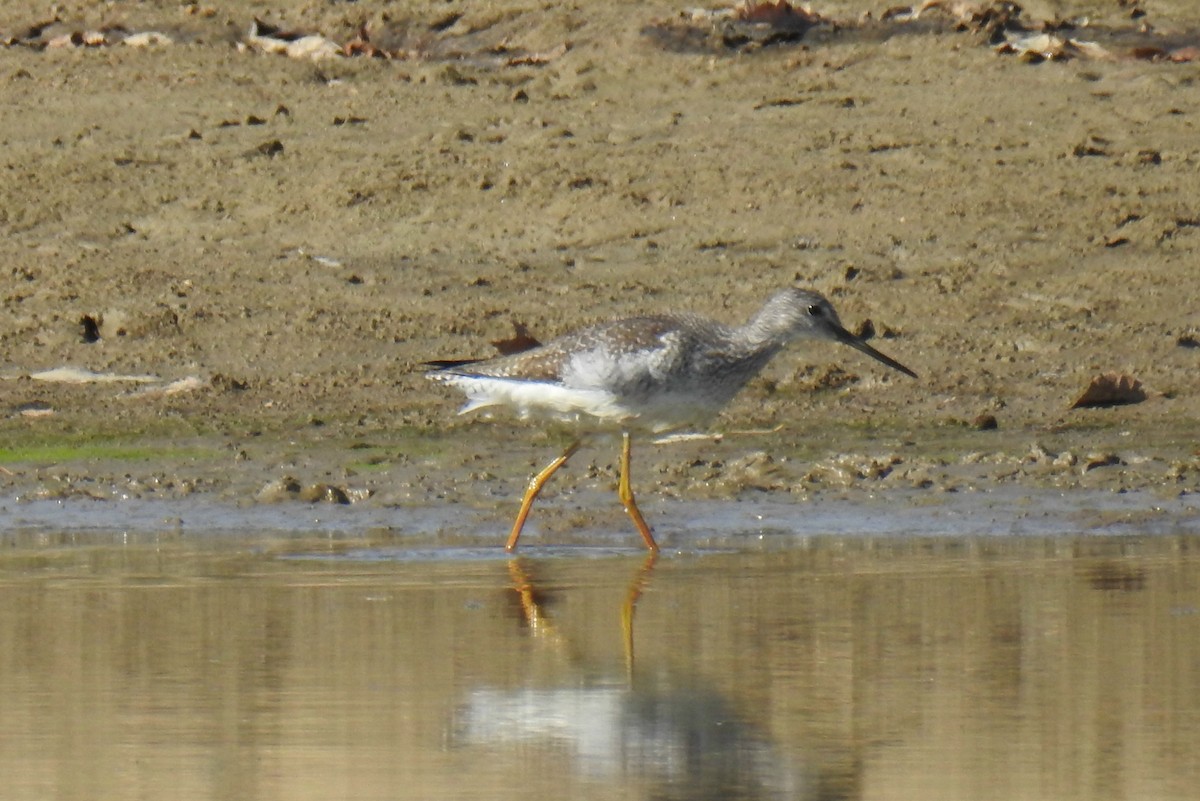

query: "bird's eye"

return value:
[807, 304, 823, 317]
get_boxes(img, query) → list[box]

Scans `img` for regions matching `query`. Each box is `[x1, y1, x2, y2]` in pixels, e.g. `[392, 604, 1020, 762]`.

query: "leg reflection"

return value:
[506, 552, 659, 679]
[462, 553, 808, 799]
[622, 552, 658, 680]
[507, 558, 561, 644]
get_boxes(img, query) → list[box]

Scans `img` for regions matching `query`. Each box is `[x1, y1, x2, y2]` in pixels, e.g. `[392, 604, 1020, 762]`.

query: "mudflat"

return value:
[2, 1, 1198, 525]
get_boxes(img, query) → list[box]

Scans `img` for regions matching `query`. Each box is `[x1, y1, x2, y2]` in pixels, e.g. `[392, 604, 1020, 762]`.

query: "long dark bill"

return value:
[832, 325, 918, 379]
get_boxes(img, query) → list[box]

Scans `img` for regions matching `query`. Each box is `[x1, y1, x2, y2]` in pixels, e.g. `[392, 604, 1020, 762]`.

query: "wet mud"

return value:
[1, 1, 1199, 533]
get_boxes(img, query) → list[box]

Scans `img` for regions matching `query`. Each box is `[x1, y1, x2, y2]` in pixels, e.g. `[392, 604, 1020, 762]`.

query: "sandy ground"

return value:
[1, 0, 1199, 529]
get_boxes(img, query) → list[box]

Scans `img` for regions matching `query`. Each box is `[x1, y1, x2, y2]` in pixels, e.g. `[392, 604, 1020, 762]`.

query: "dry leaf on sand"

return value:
[1070, 372, 1147, 409]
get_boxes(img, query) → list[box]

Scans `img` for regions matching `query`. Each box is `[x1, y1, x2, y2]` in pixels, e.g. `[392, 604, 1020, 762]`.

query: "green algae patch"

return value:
[0, 419, 220, 468]
[0, 440, 214, 467]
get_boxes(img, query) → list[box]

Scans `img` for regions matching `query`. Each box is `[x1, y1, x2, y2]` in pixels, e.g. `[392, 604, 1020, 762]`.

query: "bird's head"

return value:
[758, 287, 917, 378]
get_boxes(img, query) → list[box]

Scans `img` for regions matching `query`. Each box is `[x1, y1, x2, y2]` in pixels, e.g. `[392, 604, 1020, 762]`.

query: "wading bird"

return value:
[426, 287, 916, 551]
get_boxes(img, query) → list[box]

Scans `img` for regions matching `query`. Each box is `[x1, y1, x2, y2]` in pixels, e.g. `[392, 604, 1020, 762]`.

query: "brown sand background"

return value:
[1, 1, 1199, 520]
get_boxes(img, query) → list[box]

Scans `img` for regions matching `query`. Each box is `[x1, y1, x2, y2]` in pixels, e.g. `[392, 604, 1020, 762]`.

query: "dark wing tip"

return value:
[422, 358, 483, 372]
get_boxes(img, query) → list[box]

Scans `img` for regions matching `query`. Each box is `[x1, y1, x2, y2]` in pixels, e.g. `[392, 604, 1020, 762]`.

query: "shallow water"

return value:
[1, 495, 1199, 801]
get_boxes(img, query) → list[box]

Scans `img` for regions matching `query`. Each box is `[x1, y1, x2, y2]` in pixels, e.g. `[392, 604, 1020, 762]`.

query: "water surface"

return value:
[1, 498, 1198, 800]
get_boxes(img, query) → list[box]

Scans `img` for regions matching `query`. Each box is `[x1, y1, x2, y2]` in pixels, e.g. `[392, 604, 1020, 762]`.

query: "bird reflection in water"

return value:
[452, 555, 811, 801]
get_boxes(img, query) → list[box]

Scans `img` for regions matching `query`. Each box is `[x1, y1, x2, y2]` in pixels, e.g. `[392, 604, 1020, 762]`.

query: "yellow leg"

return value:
[618, 432, 659, 552]
[506, 439, 582, 552]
